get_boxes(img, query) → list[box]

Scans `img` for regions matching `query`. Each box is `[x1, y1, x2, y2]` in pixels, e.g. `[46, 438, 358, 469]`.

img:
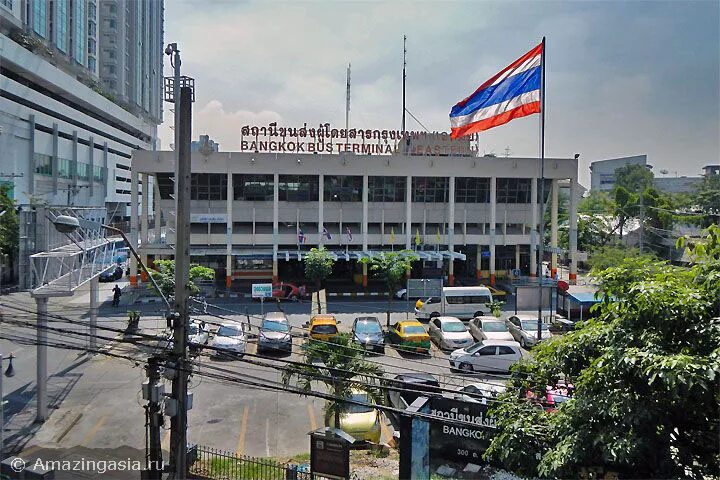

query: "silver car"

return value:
[468, 316, 515, 342]
[506, 314, 553, 348]
[258, 311, 292, 353]
[428, 316, 474, 351]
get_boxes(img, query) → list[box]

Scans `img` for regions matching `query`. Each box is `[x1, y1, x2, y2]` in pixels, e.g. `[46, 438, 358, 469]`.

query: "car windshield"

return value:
[217, 325, 240, 337]
[521, 320, 549, 331]
[346, 393, 373, 414]
[442, 322, 467, 332]
[312, 325, 338, 335]
[482, 321, 508, 332]
[403, 325, 426, 335]
[263, 321, 289, 332]
[355, 320, 381, 334]
[463, 343, 483, 354]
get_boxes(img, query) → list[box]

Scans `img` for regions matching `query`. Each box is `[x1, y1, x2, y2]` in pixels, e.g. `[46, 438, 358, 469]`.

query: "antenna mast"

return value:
[346, 63, 351, 135]
[402, 35, 407, 132]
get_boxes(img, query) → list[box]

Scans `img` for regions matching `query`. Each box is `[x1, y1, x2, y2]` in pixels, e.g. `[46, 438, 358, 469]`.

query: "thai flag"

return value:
[322, 227, 332, 240]
[450, 42, 543, 139]
[298, 229, 306, 244]
[345, 227, 353, 242]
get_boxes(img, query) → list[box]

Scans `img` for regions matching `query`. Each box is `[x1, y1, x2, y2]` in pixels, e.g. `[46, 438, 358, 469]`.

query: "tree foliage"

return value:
[0, 184, 18, 260]
[148, 259, 215, 299]
[586, 245, 657, 274]
[360, 250, 419, 295]
[304, 247, 334, 289]
[485, 225, 720, 478]
[282, 333, 384, 424]
[696, 174, 720, 225]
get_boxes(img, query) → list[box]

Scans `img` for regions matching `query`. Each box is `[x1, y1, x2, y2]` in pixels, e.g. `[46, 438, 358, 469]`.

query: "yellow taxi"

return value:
[325, 389, 382, 444]
[307, 314, 340, 342]
[388, 320, 431, 354]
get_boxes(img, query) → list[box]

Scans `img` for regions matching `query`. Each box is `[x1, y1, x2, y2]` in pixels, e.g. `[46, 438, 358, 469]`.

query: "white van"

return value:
[415, 286, 494, 320]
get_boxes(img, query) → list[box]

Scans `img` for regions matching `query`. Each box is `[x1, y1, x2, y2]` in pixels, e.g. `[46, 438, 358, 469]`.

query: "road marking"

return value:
[162, 430, 171, 452]
[55, 412, 83, 443]
[265, 417, 271, 457]
[235, 405, 250, 455]
[307, 402, 318, 431]
[82, 414, 109, 444]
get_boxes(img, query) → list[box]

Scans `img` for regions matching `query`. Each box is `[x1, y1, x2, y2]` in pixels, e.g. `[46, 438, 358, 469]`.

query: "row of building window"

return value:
[186, 222, 530, 235]
[34, 154, 104, 181]
[159, 174, 547, 203]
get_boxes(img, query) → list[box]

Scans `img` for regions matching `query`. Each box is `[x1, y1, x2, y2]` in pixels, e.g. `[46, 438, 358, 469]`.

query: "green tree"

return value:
[587, 245, 657, 275]
[0, 184, 18, 266]
[282, 333, 384, 431]
[485, 226, 720, 478]
[304, 247, 334, 312]
[695, 174, 720, 225]
[149, 259, 215, 299]
[614, 163, 654, 193]
[360, 251, 419, 327]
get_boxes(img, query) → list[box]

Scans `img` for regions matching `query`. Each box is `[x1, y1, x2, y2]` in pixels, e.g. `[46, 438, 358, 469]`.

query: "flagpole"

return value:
[536, 37, 546, 342]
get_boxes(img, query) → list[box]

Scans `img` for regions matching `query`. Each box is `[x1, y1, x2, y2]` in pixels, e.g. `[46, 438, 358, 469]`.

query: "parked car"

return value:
[99, 265, 124, 282]
[387, 320, 431, 354]
[506, 314, 553, 348]
[427, 316, 474, 351]
[272, 282, 308, 301]
[210, 323, 246, 358]
[386, 373, 441, 415]
[188, 321, 210, 353]
[449, 340, 523, 373]
[452, 381, 507, 404]
[351, 316, 385, 353]
[468, 316, 515, 342]
[325, 389, 382, 443]
[258, 311, 292, 353]
[305, 314, 340, 342]
[415, 286, 493, 320]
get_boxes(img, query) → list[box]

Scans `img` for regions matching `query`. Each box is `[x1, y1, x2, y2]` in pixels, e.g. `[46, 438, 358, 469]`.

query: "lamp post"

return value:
[1, 353, 16, 460]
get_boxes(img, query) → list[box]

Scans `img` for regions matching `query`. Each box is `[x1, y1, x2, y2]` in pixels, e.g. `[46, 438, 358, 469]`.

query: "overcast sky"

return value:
[158, 0, 720, 188]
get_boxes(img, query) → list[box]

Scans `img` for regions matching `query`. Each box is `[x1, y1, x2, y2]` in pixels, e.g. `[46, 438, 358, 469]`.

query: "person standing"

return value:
[112, 284, 122, 307]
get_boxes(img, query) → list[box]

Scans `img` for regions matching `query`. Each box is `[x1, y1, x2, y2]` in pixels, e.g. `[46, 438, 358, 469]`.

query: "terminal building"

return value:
[130, 131, 580, 289]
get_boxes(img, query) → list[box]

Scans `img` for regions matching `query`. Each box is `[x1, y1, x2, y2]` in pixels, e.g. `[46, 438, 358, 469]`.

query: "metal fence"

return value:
[189, 445, 338, 480]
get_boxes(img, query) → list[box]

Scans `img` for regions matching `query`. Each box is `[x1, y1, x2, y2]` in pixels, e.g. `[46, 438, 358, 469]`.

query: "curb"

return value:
[327, 292, 389, 298]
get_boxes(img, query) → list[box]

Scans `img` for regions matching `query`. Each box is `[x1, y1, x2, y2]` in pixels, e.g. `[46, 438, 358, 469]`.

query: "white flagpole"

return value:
[536, 37, 547, 341]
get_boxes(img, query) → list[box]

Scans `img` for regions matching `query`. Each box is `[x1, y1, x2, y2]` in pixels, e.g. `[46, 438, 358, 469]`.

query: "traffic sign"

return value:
[251, 283, 273, 298]
[512, 268, 521, 277]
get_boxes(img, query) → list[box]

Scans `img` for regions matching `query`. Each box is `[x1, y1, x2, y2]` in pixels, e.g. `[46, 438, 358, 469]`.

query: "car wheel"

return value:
[460, 363, 473, 373]
[401, 293, 407, 300]
[520, 338, 527, 348]
[430, 312, 440, 318]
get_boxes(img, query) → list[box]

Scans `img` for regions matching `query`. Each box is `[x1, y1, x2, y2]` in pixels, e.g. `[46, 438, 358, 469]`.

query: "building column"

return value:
[273, 173, 280, 283]
[153, 175, 162, 241]
[362, 175, 369, 288]
[140, 173, 150, 282]
[226, 173, 233, 288]
[515, 243, 521, 271]
[447, 176, 455, 286]
[130, 169, 139, 286]
[318, 174, 324, 247]
[89, 277, 99, 351]
[52, 123, 59, 196]
[550, 179, 559, 279]
[569, 178, 579, 284]
[405, 175, 412, 278]
[35, 296, 48, 422]
[530, 178, 538, 277]
[476, 244, 482, 280]
[489, 177, 497, 285]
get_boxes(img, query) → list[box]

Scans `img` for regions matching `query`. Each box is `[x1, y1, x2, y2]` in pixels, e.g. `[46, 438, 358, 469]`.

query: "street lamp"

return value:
[1, 353, 16, 460]
[52, 215, 171, 312]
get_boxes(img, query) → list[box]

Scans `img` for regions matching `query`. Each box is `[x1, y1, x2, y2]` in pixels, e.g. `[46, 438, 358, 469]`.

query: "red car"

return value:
[271, 282, 308, 301]
[526, 383, 574, 412]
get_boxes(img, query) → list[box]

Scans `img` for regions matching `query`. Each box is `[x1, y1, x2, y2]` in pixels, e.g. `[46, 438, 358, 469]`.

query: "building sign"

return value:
[190, 213, 227, 223]
[251, 283, 273, 299]
[428, 396, 496, 465]
[240, 123, 476, 156]
[310, 433, 350, 479]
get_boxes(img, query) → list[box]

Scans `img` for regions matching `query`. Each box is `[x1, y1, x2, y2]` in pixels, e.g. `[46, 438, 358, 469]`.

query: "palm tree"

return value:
[282, 334, 385, 430]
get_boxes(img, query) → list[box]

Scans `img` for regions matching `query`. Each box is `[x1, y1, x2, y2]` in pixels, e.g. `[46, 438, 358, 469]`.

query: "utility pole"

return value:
[402, 35, 407, 134]
[145, 356, 163, 479]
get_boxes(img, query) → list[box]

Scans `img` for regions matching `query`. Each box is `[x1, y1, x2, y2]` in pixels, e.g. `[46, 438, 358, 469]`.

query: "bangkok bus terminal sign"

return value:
[240, 122, 476, 156]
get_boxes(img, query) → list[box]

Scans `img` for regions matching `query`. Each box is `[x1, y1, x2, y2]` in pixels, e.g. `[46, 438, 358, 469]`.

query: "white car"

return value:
[188, 321, 210, 353]
[449, 340, 523, 374]
[506, 314, 553, 348]
[468, 316, 515, 342]
[452, 381, 508, 404]
[428, 316, 474, 351]
[210, 323, 247, 357]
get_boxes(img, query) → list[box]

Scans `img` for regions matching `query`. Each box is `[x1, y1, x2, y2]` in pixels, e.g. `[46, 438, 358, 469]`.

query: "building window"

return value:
[233, 174, 273, 201]
[368, 176, 406, 202]
[33, 0, 47, 38]
[73, 0, 86, 64]
[58, 158, 74, 179]
[104, 64, 116, 75]
[88, 19, 96, 36]
[88, 57, 96, 72]
[279, 175, 319, 201]
[55, 0, 68, 53]
[324, 176, 362, 202]
[109, 3, 117, 13]
[88, 2, 96, 18]
[412, 177, 448, 202]
[34, 153, 52, 175]
[191, 173, 227, 201]
[77, 163, 90, 181]
[0, 0, 13, 11]
[496, 178, 531, 203]
[455, 177, 490, 203]
[157, 173, 174, 199]
[88, 38, 96, 54]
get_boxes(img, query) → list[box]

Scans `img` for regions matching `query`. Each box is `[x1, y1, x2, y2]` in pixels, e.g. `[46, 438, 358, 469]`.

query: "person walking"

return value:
[112, 284, 122, 307]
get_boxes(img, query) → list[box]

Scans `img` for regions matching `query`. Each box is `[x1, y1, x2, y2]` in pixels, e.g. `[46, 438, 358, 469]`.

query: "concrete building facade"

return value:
[589, 155, 648, 191]
[131, 149, 581, 288]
